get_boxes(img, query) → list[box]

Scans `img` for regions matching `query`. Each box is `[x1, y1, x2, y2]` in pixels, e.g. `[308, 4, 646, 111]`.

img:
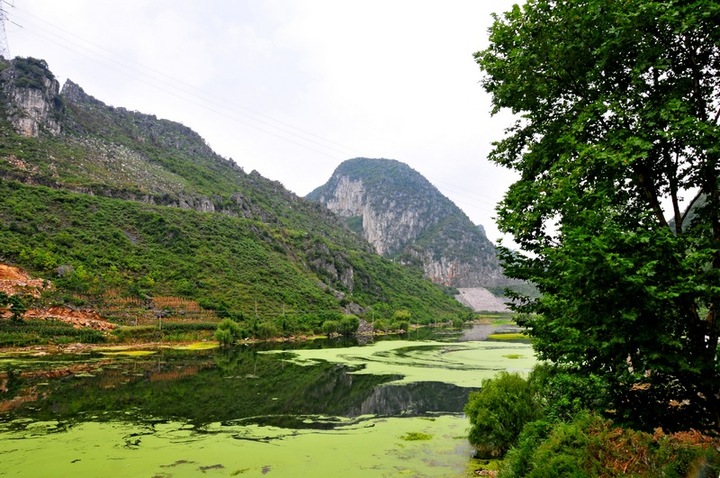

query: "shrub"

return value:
[214, 318, 241, 346]
[373, 319, 389, 332]
[255, 321, 278, 339]
[498, 412, 720, 478]
[528, 364, 608, 422]
[500, 416, 589, 478]
[498, 420, 552, 478]
[392, 309, 411, 321]
[338, 314, 359, 336]
[465, 371, 543, 457]
[0, 292, 26, 322]
[321, 320, 338, 336]
[392, 320, 410, 333]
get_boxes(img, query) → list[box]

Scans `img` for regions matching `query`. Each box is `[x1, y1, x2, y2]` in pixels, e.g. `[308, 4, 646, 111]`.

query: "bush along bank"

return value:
[466, 365, 720, 477]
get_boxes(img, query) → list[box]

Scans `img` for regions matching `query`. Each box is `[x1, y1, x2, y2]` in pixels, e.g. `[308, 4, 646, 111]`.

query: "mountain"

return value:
[307, 158, 508, 289]
[0, 56, 469, 329]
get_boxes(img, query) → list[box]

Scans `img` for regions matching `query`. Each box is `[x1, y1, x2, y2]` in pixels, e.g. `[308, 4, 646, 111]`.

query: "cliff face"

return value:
[307, 158, 508, 288]
[325, 175, 427, 255]
[0, 57, 62, 137]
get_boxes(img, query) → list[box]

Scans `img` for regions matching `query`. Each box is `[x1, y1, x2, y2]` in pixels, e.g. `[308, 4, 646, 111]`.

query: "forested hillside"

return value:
[0, 57, 469, 335]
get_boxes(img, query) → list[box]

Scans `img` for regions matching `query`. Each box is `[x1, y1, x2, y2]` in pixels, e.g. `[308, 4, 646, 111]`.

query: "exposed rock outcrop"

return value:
[0, 57, 62, 137]
[307, 158, 509, 288]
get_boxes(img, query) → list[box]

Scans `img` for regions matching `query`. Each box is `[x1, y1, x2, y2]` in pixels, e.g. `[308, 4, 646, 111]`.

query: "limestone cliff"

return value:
[0, 57, 62, 137]
[307, 158, 508, 288]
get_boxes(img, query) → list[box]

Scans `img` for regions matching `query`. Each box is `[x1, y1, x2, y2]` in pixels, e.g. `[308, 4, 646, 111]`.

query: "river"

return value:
[0, 327, 534, 477]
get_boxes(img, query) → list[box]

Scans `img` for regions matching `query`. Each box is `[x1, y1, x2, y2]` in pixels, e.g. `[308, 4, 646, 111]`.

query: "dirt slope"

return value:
[0, 263, 116, 330]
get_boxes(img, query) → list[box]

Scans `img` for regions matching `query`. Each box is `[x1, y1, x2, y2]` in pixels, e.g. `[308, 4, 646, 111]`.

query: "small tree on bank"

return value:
[465, 371, 543, 457]
[214, 318, 241, 347]
[338, 314, 360, 336]
[0, 292, 26, 322]
[321, 320, 339, 336]
[478, 0, 720, 432]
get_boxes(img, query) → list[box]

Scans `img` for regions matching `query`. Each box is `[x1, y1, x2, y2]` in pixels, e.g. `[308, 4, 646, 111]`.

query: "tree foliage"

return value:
[337, 314, 360, 336]
[499, 411, 720, 478]
[465, 371, 543, 457]
[0, 292, 26, 322]
[214, 318, 241, 347]
[478, 0, 720, 432]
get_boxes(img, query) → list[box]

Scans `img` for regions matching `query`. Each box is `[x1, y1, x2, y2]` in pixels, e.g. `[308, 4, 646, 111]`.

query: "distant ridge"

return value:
[307, 158, 510, 288]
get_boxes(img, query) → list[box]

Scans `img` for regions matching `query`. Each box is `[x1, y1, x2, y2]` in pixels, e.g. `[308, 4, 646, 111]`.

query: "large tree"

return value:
[478, 0, 720, 432]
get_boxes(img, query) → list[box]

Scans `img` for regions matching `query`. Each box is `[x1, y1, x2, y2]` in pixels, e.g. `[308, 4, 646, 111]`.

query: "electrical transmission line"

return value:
[0, 2, 9, 59]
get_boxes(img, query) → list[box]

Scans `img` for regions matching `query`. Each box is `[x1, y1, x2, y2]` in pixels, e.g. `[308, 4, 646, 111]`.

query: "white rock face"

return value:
[9, 82, 61, 137]
[325, 175, 428, 256]
[326, 176, 365, 216]
[323, 175, 505, 286]
[310, 158, 512, 288]
[0, 59, 62, 137]
[424, 256, 463, 285]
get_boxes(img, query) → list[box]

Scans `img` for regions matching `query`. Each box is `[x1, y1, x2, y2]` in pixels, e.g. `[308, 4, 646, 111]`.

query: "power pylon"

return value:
[0, 3, 10, 59]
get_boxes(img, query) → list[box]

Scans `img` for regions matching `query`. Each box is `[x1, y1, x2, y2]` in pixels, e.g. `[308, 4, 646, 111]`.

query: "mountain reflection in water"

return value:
[0, 341, 474, 432]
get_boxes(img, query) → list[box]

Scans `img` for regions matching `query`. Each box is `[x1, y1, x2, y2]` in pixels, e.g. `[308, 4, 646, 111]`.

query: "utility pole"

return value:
[0, 2, 10, 59]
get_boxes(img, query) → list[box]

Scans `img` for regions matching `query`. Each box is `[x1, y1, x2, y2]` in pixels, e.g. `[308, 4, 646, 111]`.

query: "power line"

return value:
[5, 4, 359, 160]
[4, 3, 509, 219]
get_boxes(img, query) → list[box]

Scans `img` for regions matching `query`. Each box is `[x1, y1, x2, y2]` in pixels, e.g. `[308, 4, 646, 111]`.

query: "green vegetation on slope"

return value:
[0, 57, 470, 339]
[0, 179, 468, 329]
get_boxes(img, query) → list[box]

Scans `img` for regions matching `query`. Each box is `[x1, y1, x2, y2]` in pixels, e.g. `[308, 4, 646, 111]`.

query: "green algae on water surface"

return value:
[401, 431, 433, 441]
[0, 336, 534, 476]
[0, 415, 474, 478]
[486, 333, 529, 342]
[264, 339, 535, 387]
[173, 342, 219, 351]
[100, 350, 158, 357]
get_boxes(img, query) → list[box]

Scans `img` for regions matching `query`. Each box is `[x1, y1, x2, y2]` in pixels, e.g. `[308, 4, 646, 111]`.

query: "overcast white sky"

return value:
[4, 0, 520, 243]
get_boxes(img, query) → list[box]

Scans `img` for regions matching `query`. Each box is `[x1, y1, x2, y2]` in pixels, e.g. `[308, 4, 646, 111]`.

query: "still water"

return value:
[0, 328, 534, 477]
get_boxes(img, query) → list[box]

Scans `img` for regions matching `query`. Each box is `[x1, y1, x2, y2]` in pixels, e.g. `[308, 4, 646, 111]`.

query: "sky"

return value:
[3, 0, 521, 243]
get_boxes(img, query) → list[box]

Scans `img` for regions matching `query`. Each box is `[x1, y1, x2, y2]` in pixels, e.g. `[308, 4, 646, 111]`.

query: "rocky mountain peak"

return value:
[60, 79, 99, 105]
[308, 158, 508, 288]
[0, 57, 62, 137]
